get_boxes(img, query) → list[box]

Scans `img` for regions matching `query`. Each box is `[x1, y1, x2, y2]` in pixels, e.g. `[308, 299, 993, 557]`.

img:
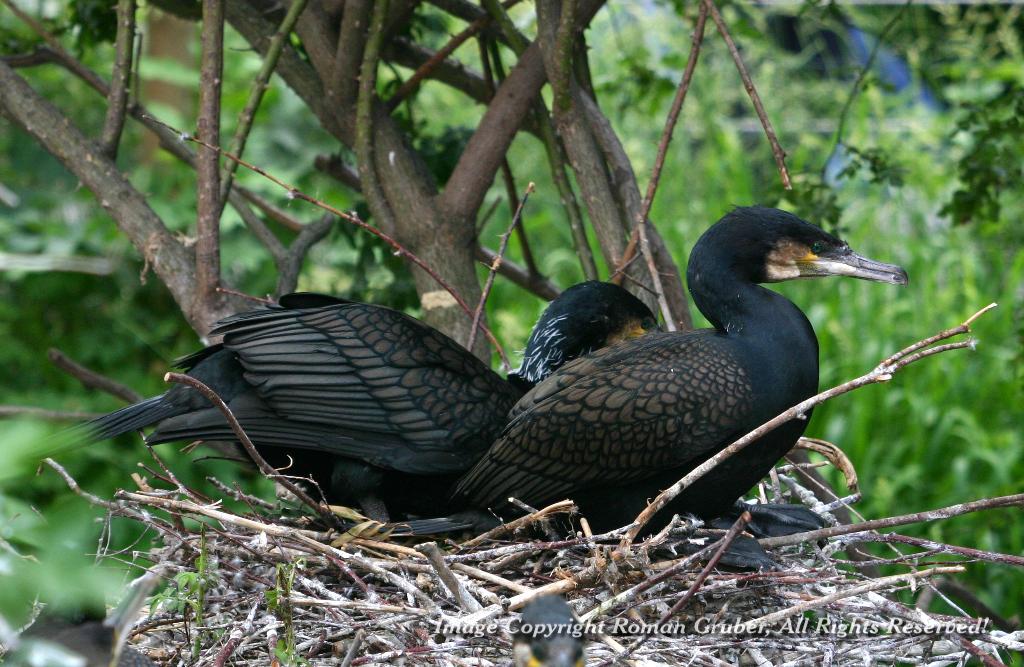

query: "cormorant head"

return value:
[513, 595, 585, 667]
[509, 281, 658, 391]
[689, 207, 909, 287]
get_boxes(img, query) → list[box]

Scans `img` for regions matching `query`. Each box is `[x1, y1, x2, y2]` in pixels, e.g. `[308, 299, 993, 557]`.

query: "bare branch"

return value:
[613, 3, 707, 291]
[475, 246, 560, 301]
[276, 214, 335, 296]
[618, 304, 997, 551]
[47, 348, 142, 404]
[0, 62, 210, 330]
[703, 0, 791, 189]
[162, 372, 342, 529]
[760, 493, 1024, 551]
[220, 0, 310, 206]
[196, 0, 226, 303]
[313, 154, 362, 192]
[355, 0, 399, 238]
[100, 0, 136, 159]
[467, 183, 534, 357]
[142, 114, 509, 359]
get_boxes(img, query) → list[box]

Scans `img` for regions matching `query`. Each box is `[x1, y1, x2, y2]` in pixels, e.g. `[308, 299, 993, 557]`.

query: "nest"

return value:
[43, 454, 1024, 667]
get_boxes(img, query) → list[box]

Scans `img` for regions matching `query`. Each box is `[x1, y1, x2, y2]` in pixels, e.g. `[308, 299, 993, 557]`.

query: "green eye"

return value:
[811, 241, 826, 255]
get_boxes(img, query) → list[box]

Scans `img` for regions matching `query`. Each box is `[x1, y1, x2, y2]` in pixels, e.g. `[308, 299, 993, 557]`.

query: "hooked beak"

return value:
[798, 247, 908, 286]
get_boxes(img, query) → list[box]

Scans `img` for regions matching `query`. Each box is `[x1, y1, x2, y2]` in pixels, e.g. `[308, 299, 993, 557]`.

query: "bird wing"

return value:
[454, 331, 755, 508]
[205, 299, 519, 473]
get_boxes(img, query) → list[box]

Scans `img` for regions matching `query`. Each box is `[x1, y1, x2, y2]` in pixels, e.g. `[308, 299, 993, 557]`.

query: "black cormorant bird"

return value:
[513, 595, 584, 667]
[82, 283, 655, 521]
[455, 207, 907, 537]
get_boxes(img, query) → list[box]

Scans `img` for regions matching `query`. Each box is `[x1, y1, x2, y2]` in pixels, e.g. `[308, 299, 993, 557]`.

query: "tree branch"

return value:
[0, 62, 212, 332]
[47, 348, 142, 404]
[100, 0, 136, 159]
[475, 246, 560, 301]
[275, 214, 335, 296]
[703, 0, 791, 189]
[195, 0, 226, 307]
[219, 0, 309, 207]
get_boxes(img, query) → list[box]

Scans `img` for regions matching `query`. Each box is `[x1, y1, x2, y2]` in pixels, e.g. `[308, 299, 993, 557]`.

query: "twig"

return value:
[416, 542, 483, 612]
[475, 245, 560, 301]
[612, 3, 708, 286]
[340, 629, 365, 667]
[100, 0, 135, 159]
[162, 372, 341, 529]
[749, 566, 964, 629]
[195, 0, 225, 302]
[466, 182, 534, 355]
[219, 0, 309, 208]
[275, 214, 335, 296]
[953, 635, 1008, 667]
[142, 114, 509, 363]
[837, 527, 1024, 568]
[609, 513, 751, 665]
[637, 220, 677, 331]
[47, 347, 142, 403]
[385, 1, 521, 111]
[761, 492, 1024, 549]
[619, 304, 996, 551]
[459, 499, 576, 548]
[703, 0, 791, 189]
[43, 458, 121, 511]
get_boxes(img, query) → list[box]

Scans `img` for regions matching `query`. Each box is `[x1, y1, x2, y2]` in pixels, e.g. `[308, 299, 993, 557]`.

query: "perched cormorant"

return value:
[81, 283, 655, 521]
[455, 207, 907, 537]
[513, 595, 584, 667]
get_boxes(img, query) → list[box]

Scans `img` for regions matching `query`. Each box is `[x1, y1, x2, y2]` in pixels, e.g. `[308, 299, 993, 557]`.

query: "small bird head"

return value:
[510, 281, 658, 391]
[513, 595, 585, 667]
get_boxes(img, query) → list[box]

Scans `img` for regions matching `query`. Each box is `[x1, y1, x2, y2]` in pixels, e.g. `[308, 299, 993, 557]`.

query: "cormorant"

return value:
[454, 207, 908, 538]
[513, 595, 584, 667]
[81, 283, 656, 522]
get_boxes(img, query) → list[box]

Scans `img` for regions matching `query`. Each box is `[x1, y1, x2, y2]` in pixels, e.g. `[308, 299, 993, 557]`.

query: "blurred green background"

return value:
[1, 0, 1021, 628]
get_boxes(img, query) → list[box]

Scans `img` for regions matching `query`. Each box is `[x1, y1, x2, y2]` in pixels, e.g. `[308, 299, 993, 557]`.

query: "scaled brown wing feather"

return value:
[455, 332, 754, 508]
[206, 302, 519, 473]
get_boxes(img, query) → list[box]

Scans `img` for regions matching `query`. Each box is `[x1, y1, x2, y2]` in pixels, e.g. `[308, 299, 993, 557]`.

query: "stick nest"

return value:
[69, 457, 1022, 667]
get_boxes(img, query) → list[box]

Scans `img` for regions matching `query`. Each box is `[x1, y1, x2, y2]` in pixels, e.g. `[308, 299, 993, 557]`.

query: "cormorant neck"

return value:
[686, 248, 804, 337]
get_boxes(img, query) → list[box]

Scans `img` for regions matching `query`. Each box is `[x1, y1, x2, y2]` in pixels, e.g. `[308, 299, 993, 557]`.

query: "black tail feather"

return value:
[82, 394, 181, 442]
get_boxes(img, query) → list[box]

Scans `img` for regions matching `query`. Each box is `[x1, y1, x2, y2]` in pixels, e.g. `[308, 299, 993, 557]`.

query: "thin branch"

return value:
[459, 500, 576, 548]
[385, 2, 515, 111]
[415, 542, 483, 613]
[610, 512, 751, 664]
[276, 214, 335, 296]
[142, 114, 509, 361]
[749, 566, 964, 629]
[313, 154, 362, 192]
[618, 304, 997, 551]
[550, 0, 576, 113]
[47, 348, 142, 403]
[475, 246, 560, 301]
[162, 372, 342, 529]
[43, 458, 121, 510]
[637, 220, 676, 331]
[100, 0, 135, 159]
[219, 0, 309, 208]
[612, 3, 708, 286]
[466, 183, 534, 355]
[195, 0, 226, 304]
[355, 0, 400, 249]
[703, 0, 791, 190]
[759, 493, 1024, 550]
